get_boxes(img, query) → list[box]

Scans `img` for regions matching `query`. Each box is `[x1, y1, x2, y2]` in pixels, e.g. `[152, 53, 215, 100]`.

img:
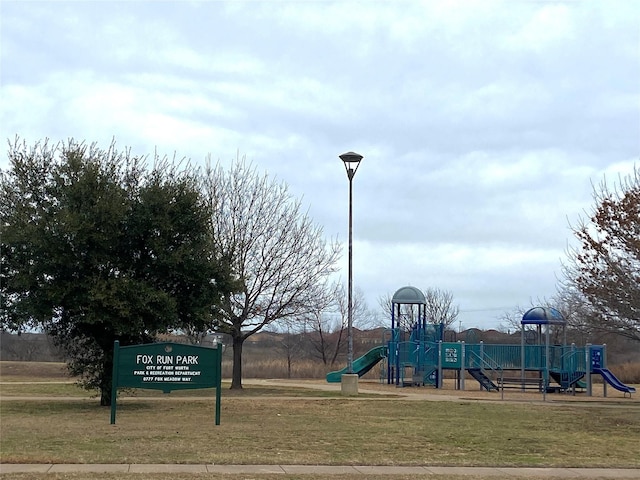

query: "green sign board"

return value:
[110, 340, 222, 425]
[441, 342, 462, 369]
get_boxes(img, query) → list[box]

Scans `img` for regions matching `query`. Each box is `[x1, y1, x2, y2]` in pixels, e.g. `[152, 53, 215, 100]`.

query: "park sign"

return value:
[110, 340, 222, 425]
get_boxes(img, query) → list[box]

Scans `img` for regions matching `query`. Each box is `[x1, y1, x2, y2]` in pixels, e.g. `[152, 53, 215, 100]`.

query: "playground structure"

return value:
[327, 286, 636, 398]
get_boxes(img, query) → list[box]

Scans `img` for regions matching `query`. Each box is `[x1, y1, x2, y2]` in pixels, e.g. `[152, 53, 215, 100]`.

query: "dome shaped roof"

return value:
[391, 286, 426, 305]
[521, 307, 565, 325]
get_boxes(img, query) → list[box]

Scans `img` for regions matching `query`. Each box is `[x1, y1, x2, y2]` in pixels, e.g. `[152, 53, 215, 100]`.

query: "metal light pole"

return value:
[339, 151, 363, 376]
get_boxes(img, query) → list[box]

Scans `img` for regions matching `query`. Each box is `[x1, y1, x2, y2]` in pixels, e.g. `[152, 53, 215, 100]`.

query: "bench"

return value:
[497, 377, 543, 390]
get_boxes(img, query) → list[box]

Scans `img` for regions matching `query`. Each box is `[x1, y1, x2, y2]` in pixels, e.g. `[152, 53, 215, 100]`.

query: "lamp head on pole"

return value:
[339, 151, 363, 181]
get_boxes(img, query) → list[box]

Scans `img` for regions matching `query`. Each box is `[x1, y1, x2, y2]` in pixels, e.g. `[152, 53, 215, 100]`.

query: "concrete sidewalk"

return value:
[1, 464, 640, 477]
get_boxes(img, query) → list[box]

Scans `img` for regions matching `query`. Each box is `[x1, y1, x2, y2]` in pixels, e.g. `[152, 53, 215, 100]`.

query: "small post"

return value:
[543, 324, 550, 402]
[215, 343, 222, 425]
[437, 341, 443, 389]
[480, 341, 484, 392]
[341, 373, 359, 395]
[460, 341, 465, 391]
[571, 343, 576, 395]
[110, 340, 120, 425]
[395, 334, 401, 387]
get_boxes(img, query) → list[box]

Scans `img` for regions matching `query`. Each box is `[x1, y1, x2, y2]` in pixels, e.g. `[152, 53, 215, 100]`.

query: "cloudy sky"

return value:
[1, 1, 638, 330]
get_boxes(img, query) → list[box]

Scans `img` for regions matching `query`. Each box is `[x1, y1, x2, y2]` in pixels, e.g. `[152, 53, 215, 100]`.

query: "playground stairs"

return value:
[550, 370, 585, 391]
[467, 368, 499, 392]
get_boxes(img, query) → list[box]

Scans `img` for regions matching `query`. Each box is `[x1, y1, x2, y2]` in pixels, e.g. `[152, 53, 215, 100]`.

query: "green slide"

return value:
[326, 346, 388, 383]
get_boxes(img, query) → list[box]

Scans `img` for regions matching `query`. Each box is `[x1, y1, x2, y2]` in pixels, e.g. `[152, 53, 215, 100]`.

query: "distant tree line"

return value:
[0, 332, 63, 362]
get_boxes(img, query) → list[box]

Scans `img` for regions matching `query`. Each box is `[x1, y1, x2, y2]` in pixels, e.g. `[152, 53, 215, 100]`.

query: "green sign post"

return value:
[110, 341, 223, 425]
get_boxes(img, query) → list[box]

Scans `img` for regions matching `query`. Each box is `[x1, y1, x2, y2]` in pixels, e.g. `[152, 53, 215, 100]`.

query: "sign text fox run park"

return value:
[110, 341, 222, 425]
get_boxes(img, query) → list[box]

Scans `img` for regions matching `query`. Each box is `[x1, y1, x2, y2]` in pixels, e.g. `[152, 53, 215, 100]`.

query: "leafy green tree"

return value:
[1, 139, 232, 405]
[563, 166, 640, 343]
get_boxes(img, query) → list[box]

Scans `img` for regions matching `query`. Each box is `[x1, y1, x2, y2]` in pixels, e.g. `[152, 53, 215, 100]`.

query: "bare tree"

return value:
[307, 284, 371, 367]
[563, 166, 640, 343]
[273, 321, 307, 378]
[306, 310, 345, 367]
[497, 308, 526, 334]
[423, 287, 459, 328]
[202, 158, 341, 388]
[551, 286, 596, 344]
[498, 299, 549, 333]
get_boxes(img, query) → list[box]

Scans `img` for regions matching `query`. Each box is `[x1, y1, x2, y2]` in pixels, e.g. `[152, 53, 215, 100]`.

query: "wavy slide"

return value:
[326, 346, 387, 383]
[594, 368, 636, 394]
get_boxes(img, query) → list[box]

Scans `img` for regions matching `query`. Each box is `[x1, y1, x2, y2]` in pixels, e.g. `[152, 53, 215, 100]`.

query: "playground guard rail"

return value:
[463, 343, 589, 371]
[560, 345, 587, 373]
[466, 348, 504, 383]
[386, 340, 596, 389]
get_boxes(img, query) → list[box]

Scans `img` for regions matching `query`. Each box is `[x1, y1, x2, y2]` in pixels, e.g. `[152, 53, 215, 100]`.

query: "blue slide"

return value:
[594, 368, 636, 394]
[326, 346, 387, 383]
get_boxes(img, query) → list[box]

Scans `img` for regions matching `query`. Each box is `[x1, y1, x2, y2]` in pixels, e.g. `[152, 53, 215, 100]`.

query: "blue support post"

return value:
[586, 343, 592, 397]
[602, 343, 607, 398]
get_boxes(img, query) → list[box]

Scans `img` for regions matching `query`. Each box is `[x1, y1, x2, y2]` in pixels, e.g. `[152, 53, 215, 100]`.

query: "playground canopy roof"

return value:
[392, 286, 426, 305]
[521, 306, 566, 325]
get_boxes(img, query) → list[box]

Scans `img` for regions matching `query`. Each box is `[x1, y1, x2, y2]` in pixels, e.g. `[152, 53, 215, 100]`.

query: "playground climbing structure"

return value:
[326, 286, 636, 398]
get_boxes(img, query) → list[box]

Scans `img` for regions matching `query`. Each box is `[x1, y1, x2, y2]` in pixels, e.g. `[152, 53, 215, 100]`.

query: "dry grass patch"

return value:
[1, 397, 639, 468]
[611, 362, 640, 384]
[0, 361, 70, 382]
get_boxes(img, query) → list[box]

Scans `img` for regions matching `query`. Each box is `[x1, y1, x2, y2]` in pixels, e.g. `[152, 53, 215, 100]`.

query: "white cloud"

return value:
[506, 4, 575, 53]
[1, 0, 638, 328]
